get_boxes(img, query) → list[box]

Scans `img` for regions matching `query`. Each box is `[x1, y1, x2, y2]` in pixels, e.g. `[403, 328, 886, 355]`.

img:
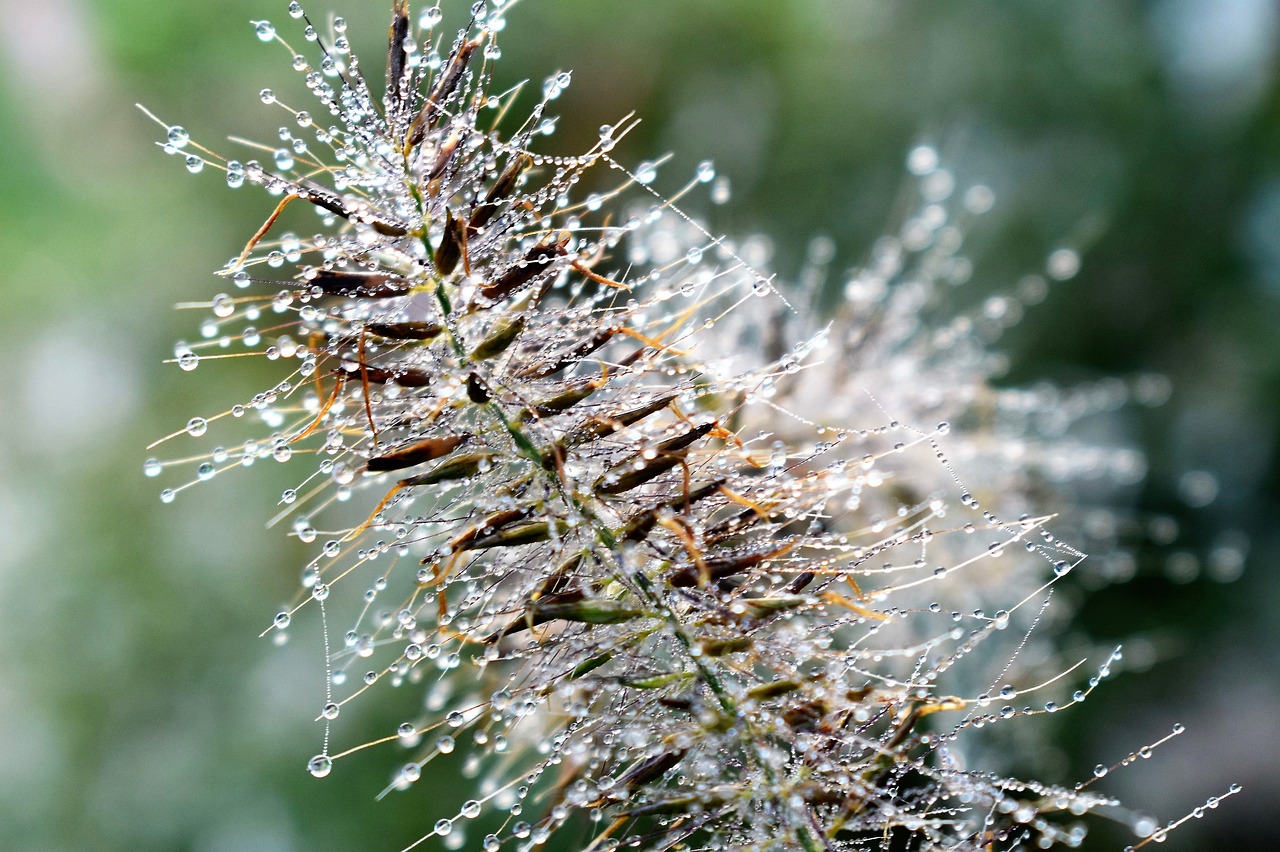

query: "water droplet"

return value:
[1094, 764, 1108, 778]
[288, 2, 304, 18]
[159, 488, 176, 504]
[185, 155, 204, 173]
[320, 702, 339, 720]
[255, 21, 276, 42]
[144, 457, 163, 477]
[167, 126, 189, 148]
[273, 443, 293, 462]
[461, 800, 481, 818]
[420, 6, 443, 28]
[435, 819, 452, 837]
[307, 754, 332, 778]
[186, 417, 208, 437]
[197, 462, 216, 481]
[274, 611, 291, 630]
[1047, 248, 1080, 281]
[311, 583, 329, 601]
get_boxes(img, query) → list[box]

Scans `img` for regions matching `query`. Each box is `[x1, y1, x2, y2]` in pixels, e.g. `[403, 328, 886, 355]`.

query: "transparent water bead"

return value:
[307, 754, 332, 778]
[143, 458, 162, 477]
[420, 6, 443, 28]
[186, 417, 208, 437]
[254, 20, 276, 41]
[167, 126, 189, 148]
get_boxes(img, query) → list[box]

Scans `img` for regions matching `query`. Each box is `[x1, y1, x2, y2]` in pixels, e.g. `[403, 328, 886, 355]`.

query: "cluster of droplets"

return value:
[142, 3, 1236, 851]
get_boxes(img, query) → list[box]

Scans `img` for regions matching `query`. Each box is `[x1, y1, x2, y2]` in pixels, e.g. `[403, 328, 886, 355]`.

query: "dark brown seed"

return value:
[479, 236, 569, 302]
[669, 541, 793, 588]
[466, 372, 490, 403]
[616, 750, 687, 790]
[385, 0, 410, 117]
[307, 269, 409, 298]
[457, 519, 568, 551]
[426, 132, 461, 182]
[515, 324, 620, 380]
[469, 153, 532, 232]
[364, 321, 443, 341]
[595, 422, 716, 496]
[366, 434, 466, 473]
[450, 507, 532, 551]
[621, 479, 725, 542]
[406, 36, 481, 148]
[343, 364, 431, 387]
[399, 451, 494, 487]
[434, 210, 465, 276]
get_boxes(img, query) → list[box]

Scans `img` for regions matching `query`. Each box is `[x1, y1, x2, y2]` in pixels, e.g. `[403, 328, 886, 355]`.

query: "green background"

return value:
[0, 0, 1274, 849]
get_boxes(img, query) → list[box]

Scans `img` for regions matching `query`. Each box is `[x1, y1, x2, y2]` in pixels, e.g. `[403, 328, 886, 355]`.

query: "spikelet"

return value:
[142, 3, 1217, 850]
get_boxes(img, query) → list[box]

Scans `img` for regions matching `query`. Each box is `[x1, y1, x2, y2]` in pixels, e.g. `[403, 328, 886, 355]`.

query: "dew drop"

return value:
[159, 488, 176, 504]
[255, 21, 276, 42]
[144, 458, 163, 477]
[307, 754, 332, 778]
[185, 155, 204, 173]
[274, 611, 291, 630]
[321, 702, 340, 720]
[186, 417, 208, 437]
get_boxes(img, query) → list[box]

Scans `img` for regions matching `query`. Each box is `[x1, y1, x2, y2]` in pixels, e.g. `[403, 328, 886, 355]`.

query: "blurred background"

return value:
[0, 0, 1275, 849]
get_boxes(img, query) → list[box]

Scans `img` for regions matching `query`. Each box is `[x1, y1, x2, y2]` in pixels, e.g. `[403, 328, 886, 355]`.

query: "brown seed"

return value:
[366, 434, 466, 473]
[385, 0, 410, 118]
[469, 153, 531, 232]
[364, 321, 443, 340]
[434, 210, 466, 276]
[479, 236, 569, 302]
[307, 269, 409, 298]
[406, 35, 481, 149]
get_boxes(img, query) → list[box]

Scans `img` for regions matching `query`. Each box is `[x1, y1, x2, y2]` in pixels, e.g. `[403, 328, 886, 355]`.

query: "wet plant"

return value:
[143, 2, 1238, 849]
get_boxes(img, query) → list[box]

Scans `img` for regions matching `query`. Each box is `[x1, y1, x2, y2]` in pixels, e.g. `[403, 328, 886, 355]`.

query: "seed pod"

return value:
[747, 680, 801, 701]
[385, 0, 410, 118]
[366, 435, 466, 472]
[306, 269, 409, 298]
[426, 132, 461, 183]
[466, 372, 490, 403]
[524, 379, 599, 418]
[457, 519, 569, 551]
[398, 451, 494, 487]
[669, 540, 794, 588]
[470, 153, 531, 232]
[595, 422, 716, 495]
[471, 315, 525, 360]
[621, 479, 725, 542]
[698, 635, 753, 656]
[406, 35, 482, 149]
[345, 364, 432, 387]
[520, 596, 643, 625]
[364, 321, 443, 341]
[479, 236, 569, 303]
[615, 749, 687, 791]
[515, 324, 620, 379]
[450, 507, 532, 551]
[434, 210, 466, 276]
